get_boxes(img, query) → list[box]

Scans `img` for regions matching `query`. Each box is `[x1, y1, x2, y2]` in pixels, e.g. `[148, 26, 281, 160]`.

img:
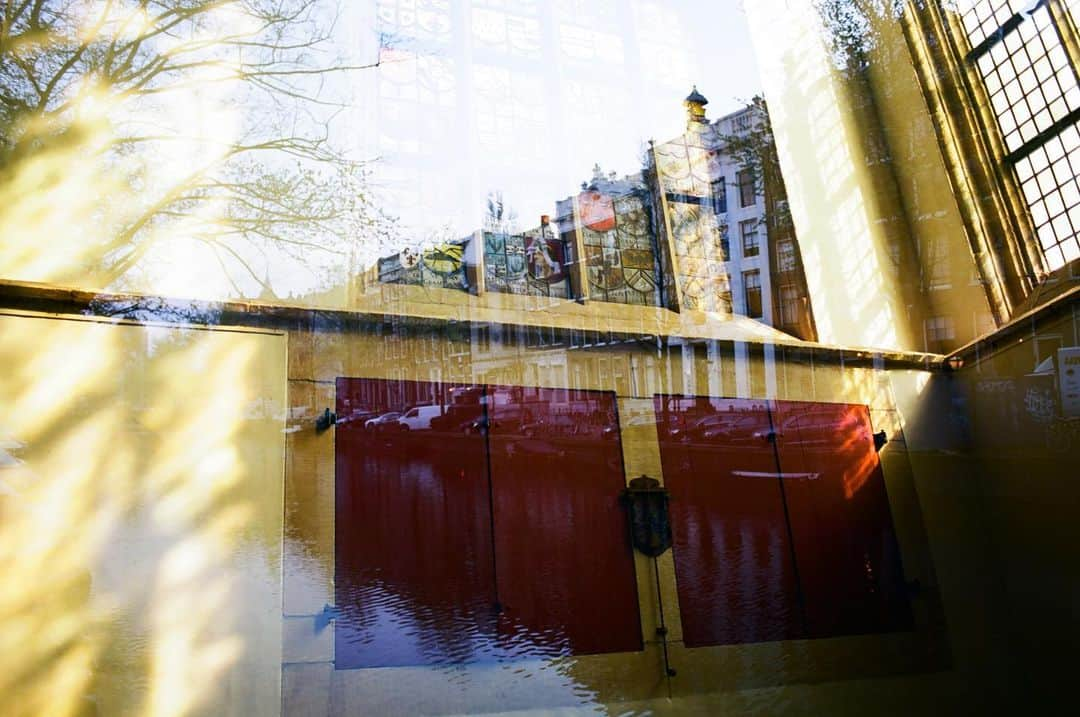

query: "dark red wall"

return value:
[654, 396, 912, 647]
[335, 379, 641, 669]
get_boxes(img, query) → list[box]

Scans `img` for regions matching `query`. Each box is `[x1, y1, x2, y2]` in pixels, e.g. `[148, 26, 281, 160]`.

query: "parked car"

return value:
[663, 412, 769, 444]
[396, 405, 445, 431]
[774, 407, 863, 447]
[364, 412, 402, 432]
[695, 413, 770, 442]
[338, 409, 379, 426]
[520, 414, 578, 438]
[430, 405, 482, 432]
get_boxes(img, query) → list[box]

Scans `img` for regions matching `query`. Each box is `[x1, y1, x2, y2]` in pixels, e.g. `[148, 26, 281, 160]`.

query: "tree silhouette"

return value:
[812, 0, 907, 75]
[1, 0, 396, 296]
[484, 190, 518, 233]
[718, 96, 791, 230]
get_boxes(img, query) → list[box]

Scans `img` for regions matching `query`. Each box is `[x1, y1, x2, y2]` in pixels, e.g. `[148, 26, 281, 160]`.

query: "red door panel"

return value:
[334, 378, 496, 668]
[771, 400, 912, 639]
[654, 395, 803, 647]
[485, 386, 642, 656]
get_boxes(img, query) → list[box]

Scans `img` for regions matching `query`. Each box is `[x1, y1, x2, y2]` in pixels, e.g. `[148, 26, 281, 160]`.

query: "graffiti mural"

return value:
[379, 240, 470, 291]
[484, 229, 570, 298]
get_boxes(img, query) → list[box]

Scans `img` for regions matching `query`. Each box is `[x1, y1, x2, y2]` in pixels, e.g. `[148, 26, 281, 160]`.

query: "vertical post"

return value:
[479, 384, 502, 614]
[651, 142, 688, 313]
[565, 196, 591, 302]
[469, 229, 487, 297]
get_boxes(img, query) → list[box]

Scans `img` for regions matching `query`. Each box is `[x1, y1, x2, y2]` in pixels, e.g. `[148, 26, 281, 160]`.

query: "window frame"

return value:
[743, 269, 763, 318]
[960, 0, 1080, 269]
[777, 238, 796, 273]
[740, 219, 760, 258]
[712, 176, 727, 214]
[779, 283, 800, 326]
[737, 168, 756, 208]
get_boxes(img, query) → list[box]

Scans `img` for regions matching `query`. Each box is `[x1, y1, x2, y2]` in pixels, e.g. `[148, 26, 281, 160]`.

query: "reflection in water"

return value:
[657, 397, 801, 646]
[487, 385, 641, 657]
[336, 440, 496, 668]
[656, 395, 911, 647]
[772, 401, 912, 639]
[335, 379, 640, 670]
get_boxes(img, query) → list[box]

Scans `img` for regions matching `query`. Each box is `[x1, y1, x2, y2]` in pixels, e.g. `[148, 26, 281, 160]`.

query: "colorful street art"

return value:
[483, 229, 570, 298]
[373, 135, 737, 313]
[379, 240, 470, 290]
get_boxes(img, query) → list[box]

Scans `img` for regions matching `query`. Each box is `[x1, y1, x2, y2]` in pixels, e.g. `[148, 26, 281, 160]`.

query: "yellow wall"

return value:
[745, 0, 922, 352]
[863, 13, 996, 348]
[280, 317, 958, 715]
[0, 312, 287, 717]
[276, 298, 1077, 714]
[3, 286, 1075, 715]
[744, 2, 998, 353]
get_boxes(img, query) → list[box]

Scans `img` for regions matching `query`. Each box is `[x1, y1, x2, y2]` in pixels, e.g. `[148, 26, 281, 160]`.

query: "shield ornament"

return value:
[579, 191, 616, 232]
[621, 475, 672, 558]
[525, 234, 566, 283]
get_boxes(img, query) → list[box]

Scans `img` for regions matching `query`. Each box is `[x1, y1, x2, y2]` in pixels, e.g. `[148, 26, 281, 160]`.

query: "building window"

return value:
[743, 269, 762, 318]
[777, 238, 796, 272]
[711, 177, 727, 214]
[737, 168, 755, 207]
[740, 220, 760, 258]
[925, 315, 956, 343]
[958, 1, 1080, 269]
[779, 283, 800, 326]
[474, 324, 492, 353]
[732, 111, 754, 134]
[527, 324, 559, 347]
[925, 238, 951, 290]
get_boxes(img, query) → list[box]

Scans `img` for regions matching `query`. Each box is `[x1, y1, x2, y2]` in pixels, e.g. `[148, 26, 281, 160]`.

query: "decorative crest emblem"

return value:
[400, 246, 420, 268]
[621, 475, 672, 558]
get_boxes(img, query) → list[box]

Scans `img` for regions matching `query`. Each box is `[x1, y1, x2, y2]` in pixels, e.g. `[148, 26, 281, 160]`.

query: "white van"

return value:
[397, 405, 445, 431]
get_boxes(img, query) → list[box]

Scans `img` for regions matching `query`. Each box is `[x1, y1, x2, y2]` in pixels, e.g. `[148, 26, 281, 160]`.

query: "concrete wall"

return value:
[953, 300, 1080, 703]
[745, 0, 923, 352]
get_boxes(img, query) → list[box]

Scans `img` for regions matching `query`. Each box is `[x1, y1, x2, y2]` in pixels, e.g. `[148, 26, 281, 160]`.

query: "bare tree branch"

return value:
[1, 0, 396, 294]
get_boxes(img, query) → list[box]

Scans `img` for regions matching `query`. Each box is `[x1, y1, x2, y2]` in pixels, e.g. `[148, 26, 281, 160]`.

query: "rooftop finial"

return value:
[685, 86, 708, 106]
[684, 86, 708, 124]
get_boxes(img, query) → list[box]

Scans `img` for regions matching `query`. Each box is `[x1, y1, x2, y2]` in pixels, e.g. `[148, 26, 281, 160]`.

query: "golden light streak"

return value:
[0, 314, 285, 716]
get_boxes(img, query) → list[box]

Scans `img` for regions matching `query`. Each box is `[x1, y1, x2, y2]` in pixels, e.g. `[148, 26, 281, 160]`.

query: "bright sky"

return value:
[338, 0, 762, 249]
